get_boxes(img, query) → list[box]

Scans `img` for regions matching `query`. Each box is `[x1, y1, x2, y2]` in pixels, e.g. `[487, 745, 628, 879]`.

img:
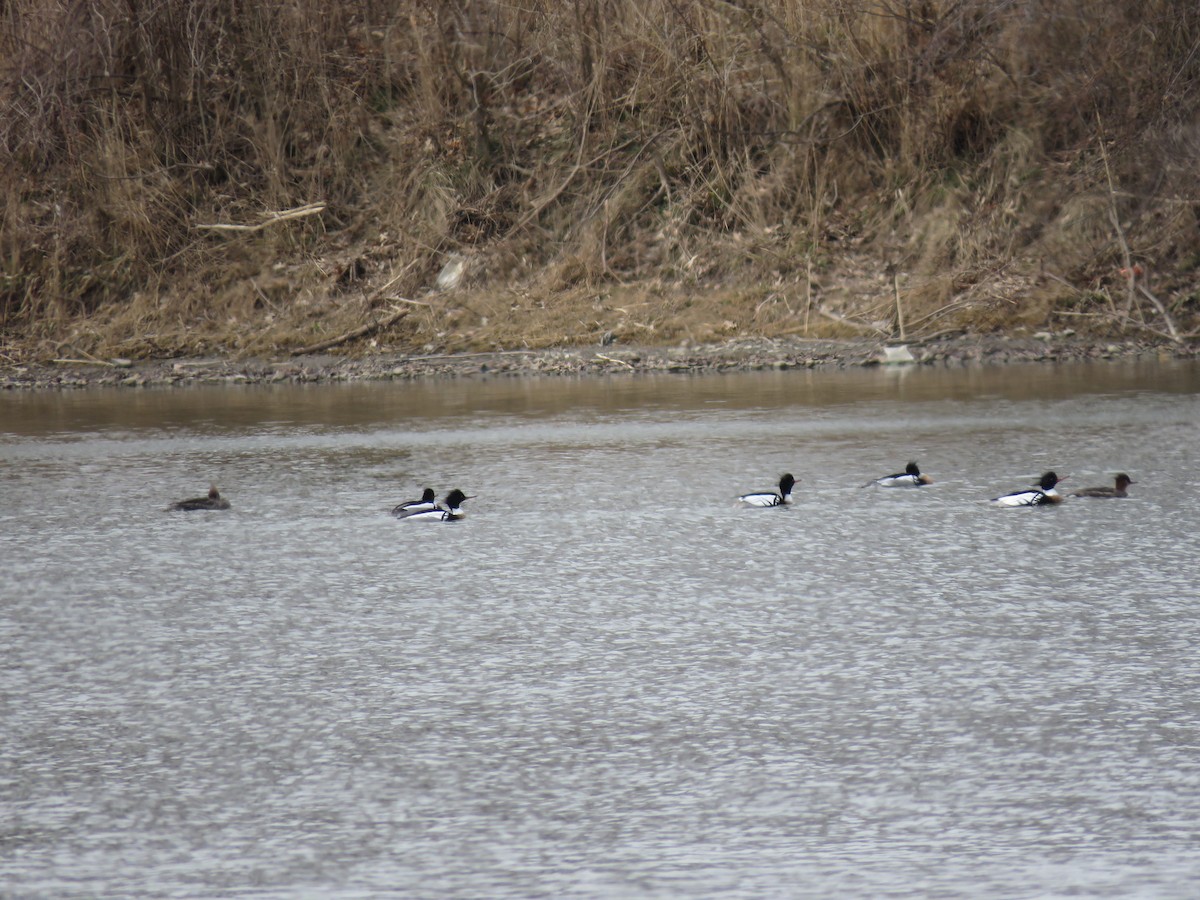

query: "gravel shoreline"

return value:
[2, 334, 1195, 390]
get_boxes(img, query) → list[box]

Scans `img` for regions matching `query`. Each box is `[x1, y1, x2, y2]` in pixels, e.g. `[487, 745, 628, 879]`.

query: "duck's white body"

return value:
[392, 487, 438, 516]
[400, 507, 465, 521]
[991, 488, 1059, 507]
[395, 489, 471, 522]
[738, 474, 796, 507]
[991, 472, 1064, 507]
[867, 462, 932, 488]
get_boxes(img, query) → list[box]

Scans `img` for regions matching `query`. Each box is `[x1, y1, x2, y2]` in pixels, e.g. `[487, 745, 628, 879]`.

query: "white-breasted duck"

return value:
[990, 471, 1066, 507]
[392, 487, 437, 516]
[738, 474, 796, 507]
[865, 461, 933, 488]
[396, 488, 471, 521]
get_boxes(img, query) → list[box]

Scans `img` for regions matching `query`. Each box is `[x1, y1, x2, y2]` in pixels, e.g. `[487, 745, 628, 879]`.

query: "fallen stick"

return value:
[196, 203, 326, 234]
[290, 307, 408, 356]
[52, 357, 116, 367]
[815, 307, 888, 333]
[1137, 284, 1183, 344]
[594, 353, 633, 368]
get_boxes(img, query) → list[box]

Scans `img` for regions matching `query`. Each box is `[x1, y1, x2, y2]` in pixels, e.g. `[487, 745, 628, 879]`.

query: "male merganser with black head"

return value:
[865, 461, 933, 488]
[738, 474, 796, 507]
[990, 471, 1066, 507]
[392, 487, 437, 516]
[1073, 473, 1136, 498]
[396, 488, 471, 521]
[170, 485, 231, 511]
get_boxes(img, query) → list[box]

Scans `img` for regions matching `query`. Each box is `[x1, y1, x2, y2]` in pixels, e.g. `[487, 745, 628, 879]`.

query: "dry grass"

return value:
[3, 0, 1200, 361]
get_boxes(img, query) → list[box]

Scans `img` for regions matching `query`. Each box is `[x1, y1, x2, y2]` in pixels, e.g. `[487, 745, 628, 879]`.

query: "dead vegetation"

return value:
[2, 0, 1200, 362]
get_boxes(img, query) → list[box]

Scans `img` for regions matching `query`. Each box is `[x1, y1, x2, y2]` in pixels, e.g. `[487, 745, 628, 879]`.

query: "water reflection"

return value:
[2, 360, 1199, 898]
[3, 358, 1199, 438]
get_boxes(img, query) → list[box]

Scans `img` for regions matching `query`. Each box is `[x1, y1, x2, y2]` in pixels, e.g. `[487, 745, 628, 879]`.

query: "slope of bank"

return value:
[4, 2, 1200, 366]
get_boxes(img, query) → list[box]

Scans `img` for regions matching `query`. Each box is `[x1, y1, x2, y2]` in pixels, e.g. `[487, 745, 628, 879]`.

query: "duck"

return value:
[1072, 473, 1135, 498]
[396, 488, 471, 521]
[170, 485, 231, 511]
[738, 474, 796, 507]
[864, 461, 933, 488]
[392, 487, 437, 516]
[990, 471, 1066, 507]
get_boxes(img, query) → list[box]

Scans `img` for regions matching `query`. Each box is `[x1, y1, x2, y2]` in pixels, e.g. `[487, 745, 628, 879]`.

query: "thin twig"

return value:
[902, 299, 967, 331]
[814, 307, 888, 334]
[507, 132, 664, 237]
[51, 357, 116, 367]
[374, 259, 422, 298]
[1095, 112, 1136, 318]
[290, 307, 408, 356]
[1137, 284, 1183, 344]
[1043, 270, 1083, 293]
[196, 202, 326, 233]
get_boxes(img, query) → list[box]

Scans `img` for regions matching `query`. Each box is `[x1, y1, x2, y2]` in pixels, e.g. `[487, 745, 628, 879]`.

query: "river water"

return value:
[2, 360, 1199, 898]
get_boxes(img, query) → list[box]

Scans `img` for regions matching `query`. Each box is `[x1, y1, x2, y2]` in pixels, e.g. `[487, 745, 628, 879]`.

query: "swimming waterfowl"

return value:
[738, 474, 796, 507]
[170, 485, 231, 511]
[392, 487, 437, 516]
[990, 471, 1066, 507]
[1072, 473, 1135, 498]
[395, 488, 471, 521]
[865, 461, 933, 488]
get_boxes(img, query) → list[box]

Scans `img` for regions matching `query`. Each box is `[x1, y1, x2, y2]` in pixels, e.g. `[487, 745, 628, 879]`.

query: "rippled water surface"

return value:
[3, 361, 1200, 897]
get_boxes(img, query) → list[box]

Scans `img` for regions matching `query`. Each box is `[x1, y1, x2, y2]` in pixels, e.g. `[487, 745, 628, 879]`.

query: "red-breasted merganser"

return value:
[1073, 473, 1135, 498]
[864, 461, 933, 488]
[392, 487, 437, 516]
[396, 489, 471, 521]
[990, 471, 1066, 507]
[738, 474, 796, 507]
[170, 485, 231, 511]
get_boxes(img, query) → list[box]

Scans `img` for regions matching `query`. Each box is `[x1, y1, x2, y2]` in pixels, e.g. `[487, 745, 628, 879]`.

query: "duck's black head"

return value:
[1036, 471, 1060, 490]
[420, 487, 436, 503]
[444, 488, 469, 509]
[905, 462, 920, 476]
[779, 473, 796, 494]
[1114, 473, 1135, 489]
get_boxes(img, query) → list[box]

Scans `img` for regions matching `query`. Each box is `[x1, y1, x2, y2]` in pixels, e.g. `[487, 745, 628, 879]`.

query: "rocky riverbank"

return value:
[2, 332, 1194, 391]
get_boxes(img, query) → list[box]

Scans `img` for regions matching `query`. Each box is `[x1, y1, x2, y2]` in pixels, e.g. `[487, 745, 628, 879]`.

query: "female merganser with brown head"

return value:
[865, 461, 933, 488]
[170, 485, 231, 511]
[392, 487, 437, 516]
[396, 489, 471, 521]
[991, 471, 1066, 507]
[1073, 473, 1135, 498]
[738, 474, 796, 507]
